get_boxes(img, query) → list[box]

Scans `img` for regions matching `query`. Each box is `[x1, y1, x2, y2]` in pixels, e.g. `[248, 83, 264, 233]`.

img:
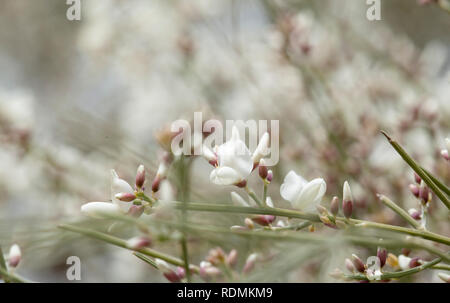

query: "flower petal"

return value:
[210, 166, 242, 185]
[292, 178, 326, 211]
[280, 170, 307, 203]
[81, 202, 121, 218]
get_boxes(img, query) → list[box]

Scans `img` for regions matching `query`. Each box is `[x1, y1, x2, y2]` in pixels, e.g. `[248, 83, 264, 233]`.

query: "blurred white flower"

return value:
[209, 126, 253, 186]
[398, 254, 412, 270]
[280, 170, 326, 211]
[252, 132, 270, 165]
[81, 169, 134, 217]
[8, 244, 21, 268]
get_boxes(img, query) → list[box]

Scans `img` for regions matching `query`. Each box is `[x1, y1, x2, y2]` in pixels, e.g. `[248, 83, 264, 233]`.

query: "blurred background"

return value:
[0, 0, 449, 282]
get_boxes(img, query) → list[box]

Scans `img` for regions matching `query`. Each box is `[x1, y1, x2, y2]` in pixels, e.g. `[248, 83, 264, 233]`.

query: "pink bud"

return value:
[377, 247, 387, 268]
[251, 215, 276, 226]
[115, 192, 136, 202]
[127, 205, 145, 218]
[345, 258, 355, 273]
[266, 170, 273, 182]
[409, 184, 420, 198]
[414, 172, 421, 184]
[342, 181, 353, 219]
[243, 253, 258, 274]
[8, 244, 21, 268]
[330, 196, 339, 216]
[401, 248, 411, 256]
[408, 208, 421, 220]
[126, 236, 152, 250]
[152, 177, 161, 193]
[226, 249, 238, 267]
[441, 149, 450, 161]
[351, 254, 365, 273]
[135, 165, 146, 189]
[419, 184, 431, 203]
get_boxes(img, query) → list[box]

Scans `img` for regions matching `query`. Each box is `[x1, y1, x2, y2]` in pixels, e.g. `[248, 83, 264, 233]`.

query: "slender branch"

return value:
[263, 183, 268, 206]
[421, 167, 450, 196]
[0, 267, 32, 283]
[133, 252, 158, 269]
[58, 224, 200, 273]
[377, 194, 421, 229]
[170, 201, 450, 246]
[245, 186, 263, 207]
[381, 131, 450, 210]
[0, 246, 9, 283]
[344, 257, 442, 281]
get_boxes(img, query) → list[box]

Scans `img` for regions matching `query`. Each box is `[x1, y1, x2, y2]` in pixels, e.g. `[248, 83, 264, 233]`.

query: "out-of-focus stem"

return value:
[0, 267, 30, 283]
[58, 224, 200, 273]
[170, 202, 450, 245]
[378, 194, 421, 229]
[0, 246, 9, 283]
[344, 257, 442, 281]
[263, 183, 268, 206]
[133, 252, 157, 269]
[381, 131, 450, 210]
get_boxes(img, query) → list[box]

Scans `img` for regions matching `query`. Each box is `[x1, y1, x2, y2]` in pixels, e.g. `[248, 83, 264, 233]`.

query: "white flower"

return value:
[280, 170, 326, 211]
[398, 254, 412, 270]
[209, 126, 253, 185]
[81, 169, 134, 218]
[8, 244, 21, 268]
[81, 201, 121, 218]
[110, 169, 135, 212]
[252, 132, 270, 164]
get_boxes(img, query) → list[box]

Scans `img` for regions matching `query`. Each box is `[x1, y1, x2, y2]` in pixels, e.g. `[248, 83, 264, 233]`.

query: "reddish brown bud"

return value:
[377, 247, 387, 268]
[252, 215, 276, 226]
[135, 165, 146, 189]
[401, 248, 411, 256]
[152, 177, 161, 193]
[414, 172, 421, 184]
[115, 192, 136, 202]
[409, 184, 420, 198]
[351, 254, 365, 273]
[258, 159, 268, 179]
[234, 180, 247, 188]
[266, 170, 273, 182]
[330, 196, 339, 216]
[409, 257, 421, 268]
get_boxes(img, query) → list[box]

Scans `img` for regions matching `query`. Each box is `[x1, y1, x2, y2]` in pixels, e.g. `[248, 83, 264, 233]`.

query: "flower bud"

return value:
[342, 181, 353, 219]
[152, 177, 161, 193]
[115, 192, 136, 202]
[155, 259, 182, 283]
[243, 253, 258, 274]
[316, 205, 327, 215]
[8, 244, 21, 268]
[408, 208, 421, 220]
[377, 247, 387, 268]
[413, 172, 421, 184]
[351, 254, 365, 273]
[81, 202, 121, 218]
[127, 205, 145, 218]
[135, 165, 145, 189]
[226, 249, 238, 267]
[234, 180, 247, 188]
[202, 145, 218, 166]
[199, 261, 221, 280]
[345, 258, 355, 273]
[266, 170, 273, 183]
[330, 196, 339, 216]
[244, 218, 255, 230]
[441, 149, 449, 161]
[156, 162, 168, 179]
[126, 236, 152, 250]
[409, 257, 421, 268]
[252, 215, 276, 226]
[438, 272, 450, 283]
[401, 248, 411, 256]
[409, 184, 420, 198]
[258, 159, 268, 180]
[419, 181, 431, 203]
[207, 247, 226, 265]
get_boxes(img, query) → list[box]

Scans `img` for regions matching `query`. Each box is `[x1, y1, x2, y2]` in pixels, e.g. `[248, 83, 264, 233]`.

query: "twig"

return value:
[381, 131, 450, 210]
[377, 194, 421, 229]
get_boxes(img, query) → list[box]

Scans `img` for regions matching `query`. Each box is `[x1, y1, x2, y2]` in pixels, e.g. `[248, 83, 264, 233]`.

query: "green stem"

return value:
[178, 157, 192, 282]
[133, 252, 158, 269]
[170, 201, 450, 246]
[431, 263, 450, 271]
[0, 246, 9, 283]
[0, 267, 31, 283]
[378, 194, 421, 229]
[58, 224, 200, 273]
[381, 131, 450, 210]
[422, 167, 450, 196]
[263, 183, 268, 206]
[245, 186, 263, 207]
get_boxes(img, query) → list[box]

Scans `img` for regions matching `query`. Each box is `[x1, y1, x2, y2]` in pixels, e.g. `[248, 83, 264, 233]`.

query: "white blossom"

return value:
[280, 170, 326, 211]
